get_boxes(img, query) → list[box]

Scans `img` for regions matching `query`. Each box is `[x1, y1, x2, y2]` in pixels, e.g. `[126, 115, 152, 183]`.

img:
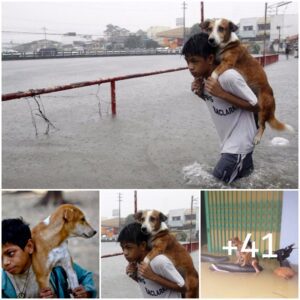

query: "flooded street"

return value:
[2, 55, 298, 188]
[201, 258, 298, 298]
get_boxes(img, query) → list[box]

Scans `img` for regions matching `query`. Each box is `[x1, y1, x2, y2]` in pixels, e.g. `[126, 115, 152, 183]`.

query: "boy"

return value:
[2, 218, 97, 298]
[182, 33, 260, 184]
[117, 222, 187, 298]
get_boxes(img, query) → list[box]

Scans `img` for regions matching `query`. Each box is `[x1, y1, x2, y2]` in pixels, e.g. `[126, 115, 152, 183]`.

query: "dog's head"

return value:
[230, 236, 242, 247]
[134, 210, 168, 235]
[55, 204, 97, 239]
[200, 18, 239, 47]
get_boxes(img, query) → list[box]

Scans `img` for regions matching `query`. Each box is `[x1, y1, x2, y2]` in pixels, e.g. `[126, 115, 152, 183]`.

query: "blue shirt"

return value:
[2, 263, 97, 298]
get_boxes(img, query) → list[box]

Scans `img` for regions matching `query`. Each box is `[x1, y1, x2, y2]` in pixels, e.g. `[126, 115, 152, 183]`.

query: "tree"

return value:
[124, 35, 143, 49]
[145, 39, 159, 49]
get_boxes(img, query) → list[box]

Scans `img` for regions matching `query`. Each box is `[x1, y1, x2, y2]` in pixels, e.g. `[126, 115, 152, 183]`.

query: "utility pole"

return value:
[277, 26, 281, 53]
[182, 1, 187, 42]
[200, 1, 204, 24]
[42, 26, 48, 48]
[134, 190, 137, 214]
[189, 196, 196, 252]
[118, 193, 122, 232]
[263, 2, 267, 67]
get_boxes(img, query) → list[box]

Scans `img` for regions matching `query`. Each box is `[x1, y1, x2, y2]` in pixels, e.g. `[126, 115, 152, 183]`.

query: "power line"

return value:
[2, 30, 104, 38]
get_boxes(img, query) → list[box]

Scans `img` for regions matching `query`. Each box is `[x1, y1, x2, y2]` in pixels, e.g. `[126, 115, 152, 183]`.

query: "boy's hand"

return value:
[39, 287, 56, 298]
[191, 77, 204, 97]
[205, 77, 225, 98]
[138, 262, 156, 281]
[126, 262, 138, 279]
[72, 285, 90, 298]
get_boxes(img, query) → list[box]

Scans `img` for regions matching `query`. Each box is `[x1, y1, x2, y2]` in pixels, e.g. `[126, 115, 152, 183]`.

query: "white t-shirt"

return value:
[137, 255, 185, 298]
[202, 69, 258, 154]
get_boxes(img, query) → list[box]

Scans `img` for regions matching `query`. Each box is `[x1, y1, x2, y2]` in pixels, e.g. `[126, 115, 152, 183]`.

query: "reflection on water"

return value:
[201, 253, 298, 298]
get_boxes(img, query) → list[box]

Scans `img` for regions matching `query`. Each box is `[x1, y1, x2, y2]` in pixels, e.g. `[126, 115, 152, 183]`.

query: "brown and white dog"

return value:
[135, 210, 199, 298]
[201, 18, 293, 144]
[230, 237, 261, 273]
[31, 204, 97, 292]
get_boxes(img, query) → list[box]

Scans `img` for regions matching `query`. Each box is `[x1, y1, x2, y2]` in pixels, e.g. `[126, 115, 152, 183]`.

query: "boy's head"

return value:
[2, 218, 34, 275]
[182, 32, 217, 78]
[117, 222, 150, 263]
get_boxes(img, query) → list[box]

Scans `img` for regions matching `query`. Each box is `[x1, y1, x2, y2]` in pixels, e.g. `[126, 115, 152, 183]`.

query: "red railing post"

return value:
[110, 80, 116, 116]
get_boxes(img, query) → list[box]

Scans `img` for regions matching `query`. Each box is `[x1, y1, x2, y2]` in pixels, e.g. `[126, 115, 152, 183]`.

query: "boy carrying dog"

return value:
[118, 222, 187, 298]
[182, 33, 260, 184]
[2, 218, 97, 298]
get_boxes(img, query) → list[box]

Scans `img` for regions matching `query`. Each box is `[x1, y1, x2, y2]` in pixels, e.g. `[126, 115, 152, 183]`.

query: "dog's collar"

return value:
[219, 41, 241, 55]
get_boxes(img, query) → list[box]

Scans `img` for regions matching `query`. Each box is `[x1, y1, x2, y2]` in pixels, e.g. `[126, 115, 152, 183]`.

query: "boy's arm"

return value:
[73, 263, 97, 298]
[138, 262, 186, 293]
[204, 71, 260, 112]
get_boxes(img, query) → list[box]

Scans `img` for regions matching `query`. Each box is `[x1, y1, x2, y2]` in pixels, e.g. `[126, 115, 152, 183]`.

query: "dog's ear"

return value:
[200, 19, 212, 32]
[229, 21, 238, 32]
[63, 208, 74, 222]
[134, 211, 143, 222]
[159, 212, 168, 222]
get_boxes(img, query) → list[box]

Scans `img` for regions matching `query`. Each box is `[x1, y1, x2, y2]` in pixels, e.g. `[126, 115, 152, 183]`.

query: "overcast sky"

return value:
[2, 0, 298, 43]
[100, 189, 200, 219]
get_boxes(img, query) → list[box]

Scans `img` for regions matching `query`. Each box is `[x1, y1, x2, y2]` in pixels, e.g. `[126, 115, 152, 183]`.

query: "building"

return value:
[168, 207, 199, 230]
[156, 27, 191, 48]
[146, 26, 171, 44]
[238, 14, 298, 53]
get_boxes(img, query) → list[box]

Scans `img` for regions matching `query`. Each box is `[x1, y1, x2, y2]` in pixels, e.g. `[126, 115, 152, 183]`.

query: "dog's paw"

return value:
[253, 136, 261, 145]
[143, 257, 150, 264]
[211, 71, 219, 80]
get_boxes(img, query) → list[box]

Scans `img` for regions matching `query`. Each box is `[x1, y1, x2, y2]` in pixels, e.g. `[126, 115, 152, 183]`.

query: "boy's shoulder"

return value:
[219, 69, 244, 82]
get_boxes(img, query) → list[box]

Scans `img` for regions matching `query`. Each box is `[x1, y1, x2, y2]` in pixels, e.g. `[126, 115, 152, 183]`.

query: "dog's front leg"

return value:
[61, 257, 79, 290]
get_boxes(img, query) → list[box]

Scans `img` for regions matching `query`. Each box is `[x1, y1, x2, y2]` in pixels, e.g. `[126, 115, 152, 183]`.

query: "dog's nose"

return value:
[141, 227, 148, 234]
[208, 38, 215, 45]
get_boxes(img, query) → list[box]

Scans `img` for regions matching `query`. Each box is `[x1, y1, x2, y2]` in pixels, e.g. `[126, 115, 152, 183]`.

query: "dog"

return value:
[31, 204, 97, 292]
[230, 237, 261, 273]
[201, 18, 293, 144]
[135, 210, 199, 298]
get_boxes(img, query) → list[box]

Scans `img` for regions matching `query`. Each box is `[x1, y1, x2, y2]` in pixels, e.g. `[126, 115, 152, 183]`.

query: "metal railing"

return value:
[2, 67, 188, 116]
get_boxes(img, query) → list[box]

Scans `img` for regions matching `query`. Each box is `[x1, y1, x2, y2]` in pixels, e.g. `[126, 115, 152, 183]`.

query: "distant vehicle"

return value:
[38, 48, 57, 57]
[2, 49, 21, 57]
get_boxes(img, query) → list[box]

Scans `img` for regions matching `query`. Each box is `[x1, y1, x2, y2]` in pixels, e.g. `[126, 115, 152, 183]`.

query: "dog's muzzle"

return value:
[141, 226, 149, 235]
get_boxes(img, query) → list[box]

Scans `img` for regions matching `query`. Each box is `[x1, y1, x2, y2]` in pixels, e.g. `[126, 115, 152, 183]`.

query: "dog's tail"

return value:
[268, 117, 294, 132]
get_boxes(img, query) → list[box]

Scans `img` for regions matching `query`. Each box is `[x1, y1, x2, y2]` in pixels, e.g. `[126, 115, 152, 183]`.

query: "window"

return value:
[258, 23, 270, 30]
[185, 214, 196, 221]
[243, 26, 253, 31]
[172, 216, 181, 221]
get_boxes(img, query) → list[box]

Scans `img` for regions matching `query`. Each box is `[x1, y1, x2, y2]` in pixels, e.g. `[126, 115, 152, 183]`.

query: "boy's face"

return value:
[2, 241, 33, 275]
[120, 242, 146, 263]
[185, 54, 214, 78]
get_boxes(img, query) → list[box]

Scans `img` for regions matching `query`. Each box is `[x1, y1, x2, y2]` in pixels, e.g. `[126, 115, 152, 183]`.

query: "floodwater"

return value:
[2, 55, 298, 188]
[201, 254, 298, 298]
[101, 241, 199, 298]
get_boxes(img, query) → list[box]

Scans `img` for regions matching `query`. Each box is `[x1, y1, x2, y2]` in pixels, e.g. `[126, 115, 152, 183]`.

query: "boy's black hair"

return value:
[182, 32, 217, 58]
[117, 222, 149, 246]
[2, 218, 31, 250]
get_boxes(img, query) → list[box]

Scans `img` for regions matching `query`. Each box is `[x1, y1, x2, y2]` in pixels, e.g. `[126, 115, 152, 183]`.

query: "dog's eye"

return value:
[141, 217, 145, 222]
[81, 217, 85, 222]
[150, 216, 155, 222]
[218, 26, 225, 33]
[207, 27, 213, 33]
